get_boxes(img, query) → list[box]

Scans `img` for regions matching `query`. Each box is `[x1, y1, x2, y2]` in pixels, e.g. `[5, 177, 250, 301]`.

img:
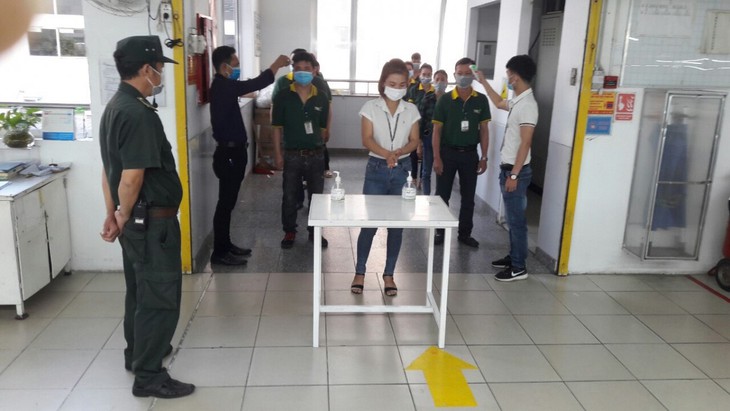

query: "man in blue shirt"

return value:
[209, 46, 288, 265]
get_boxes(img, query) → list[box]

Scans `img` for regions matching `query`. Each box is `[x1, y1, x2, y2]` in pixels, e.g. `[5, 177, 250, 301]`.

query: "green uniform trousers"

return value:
[119, 216, 182, 386]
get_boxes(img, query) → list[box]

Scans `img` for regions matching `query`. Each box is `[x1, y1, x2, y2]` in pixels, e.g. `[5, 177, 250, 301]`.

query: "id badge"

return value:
[461, 120, 469, 132]
[304, 121, 314, 135]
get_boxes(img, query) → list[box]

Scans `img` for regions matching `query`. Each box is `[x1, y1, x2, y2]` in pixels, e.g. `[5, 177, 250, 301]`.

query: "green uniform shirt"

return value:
[99, 82, 182, 207]
[271, 83, 329, 149]
[272, 72, 332, 101]
[432, 88, 491, 147]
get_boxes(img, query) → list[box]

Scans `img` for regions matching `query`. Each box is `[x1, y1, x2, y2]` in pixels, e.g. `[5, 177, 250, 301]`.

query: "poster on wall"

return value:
[615, 93, 636, 121]
[588, 92, 616, 115]
[636, 0, 694, 37]
[586, 116, 612, 135]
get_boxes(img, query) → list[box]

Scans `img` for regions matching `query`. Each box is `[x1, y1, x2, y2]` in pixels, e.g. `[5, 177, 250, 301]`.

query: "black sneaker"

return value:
[458, 236, 479, 248]
[495, 267, 528, 282]
[491, 255, 512, 269]
[281, 232, 296, 249]
[308, 232, 328, 248]
[210, 251, 247, 266]
[229, 244, 252, 256]
[132, 376, 195, 398]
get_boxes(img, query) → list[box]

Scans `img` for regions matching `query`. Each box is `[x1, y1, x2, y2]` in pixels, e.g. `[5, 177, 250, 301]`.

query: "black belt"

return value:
[148, 207, 178, 218]
[500, 163, 530, 171]
[217, 141, 248, 148]
[285, 147, 324, 156]
[445, 145, 477, 152]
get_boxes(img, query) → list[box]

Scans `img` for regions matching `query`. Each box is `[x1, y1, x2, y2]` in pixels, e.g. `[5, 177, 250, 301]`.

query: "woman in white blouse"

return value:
[351, 59, 421, 296]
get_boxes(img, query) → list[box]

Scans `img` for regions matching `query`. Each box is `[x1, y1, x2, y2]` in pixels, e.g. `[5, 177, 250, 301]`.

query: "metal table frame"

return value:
[308, 194, 458, 348]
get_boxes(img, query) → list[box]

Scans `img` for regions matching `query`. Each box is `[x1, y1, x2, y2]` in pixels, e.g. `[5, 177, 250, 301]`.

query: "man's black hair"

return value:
[291, 48, 307, 55]
[292, 51, 315, 66]
[113, 49, 147, 80]
[420, 63, 433, 72]
[454, 57, 476, 69]
[212, 45, 236, 72]
[506, 54, 537, 83]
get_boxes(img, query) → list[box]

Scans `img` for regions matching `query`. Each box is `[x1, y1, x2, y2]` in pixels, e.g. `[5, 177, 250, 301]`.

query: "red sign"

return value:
[615, 93, 635, 121]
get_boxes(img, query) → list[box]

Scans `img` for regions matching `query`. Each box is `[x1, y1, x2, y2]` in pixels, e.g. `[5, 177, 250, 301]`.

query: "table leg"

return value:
[438, 227, 452, 348]
[313, 226, 322, 347]
[15, 302, 28, 320]
[426, 228, 434, 296]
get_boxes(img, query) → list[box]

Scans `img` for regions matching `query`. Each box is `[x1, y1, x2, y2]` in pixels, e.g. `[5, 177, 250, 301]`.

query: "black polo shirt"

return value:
[99, 82, 182, 207]
[210, 69, 275, 144]
[432, 88, 491, 147]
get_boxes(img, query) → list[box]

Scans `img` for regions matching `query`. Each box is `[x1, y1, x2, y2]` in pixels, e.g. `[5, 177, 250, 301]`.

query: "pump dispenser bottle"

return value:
[331, 171, 345, 201]
[402, 171, 416, 200]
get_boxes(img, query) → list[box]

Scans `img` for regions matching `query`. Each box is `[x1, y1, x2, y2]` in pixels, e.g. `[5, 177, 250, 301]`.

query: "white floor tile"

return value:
[608, 292, 687, 315]
[329, 384, 414, 411]
[469, 345, 560, 383]
[446, 291, 511, 315]
[640, 274, 704, 291]
[326, 314, 396, 346]
[586, 275, 654, 291]
[169, 348, 252, 387]
[29, 317, 120, 350]
[11, 290, 78, 319]
[637, 315, 727, 343]
[247, 347, 327, 386]
[490, 382, 583, 411]
[672, 343, 730, 378]
[662, 291, 730, 314]
[82, 273, 127, 292]
[181, 272, 212, 292]
[400, 345, 483, 384]
[538, 275, 603, 292]
[153, 387, 245, 411]
[515, 315, 599, 344]
[58, 292, 126, 318]
[444, 273, 492, 291]
[76, 349, 133, 389]
[538, 345, 633, 381]
[242, 386, 328, 411]
[0, 349, 96, 389]
[485, 275, 548, 292]
[60, 388, 151, 411]
[195, 292, 264, 317]
[409, 383, 500, 410]
[256, 314, 324, 346]
[390, 314, 465, 346]
[269, 272, 316, 291]
[0, 317, 51, 349]
[552, 291, 630, 315]
[642, 379, 730, 411]
[44, 272, 96, 292]
[696, 314, 730, 340]
[606, 344, 706, 379]
[578, 315, 663, 343]
[0, 350, 20, 375]
[452, 315, 532, 345]
[324, 290, 386, 306]
[208, 273, 269, 291]
[495, 291, 571, 315]
[715, 378, 730, 394]
[182, 316, 259, 348]
[261, 291, 313, 315]
[0, 389, 68, 411]
[327, 346, 407, 385]
[567, 381, 666, 411]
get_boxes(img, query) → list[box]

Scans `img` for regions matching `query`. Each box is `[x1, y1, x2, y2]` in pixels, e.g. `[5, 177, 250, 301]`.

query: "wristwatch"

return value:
[509, 174, 518, 180]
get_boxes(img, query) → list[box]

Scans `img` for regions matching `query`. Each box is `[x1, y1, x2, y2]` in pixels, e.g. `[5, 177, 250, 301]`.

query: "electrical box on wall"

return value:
[160, 2, 173, 22]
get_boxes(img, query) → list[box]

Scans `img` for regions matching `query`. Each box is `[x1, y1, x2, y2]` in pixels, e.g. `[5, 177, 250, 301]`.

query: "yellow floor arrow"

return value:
[406, 346, 478, 407]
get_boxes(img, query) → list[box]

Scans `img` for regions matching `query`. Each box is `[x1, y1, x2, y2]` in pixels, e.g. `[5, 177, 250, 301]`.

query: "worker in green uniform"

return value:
[99, 35, 194, 399]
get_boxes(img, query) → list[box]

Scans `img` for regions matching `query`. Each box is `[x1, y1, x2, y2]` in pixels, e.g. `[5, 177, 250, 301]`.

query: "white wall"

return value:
[259, 0, 315, 78]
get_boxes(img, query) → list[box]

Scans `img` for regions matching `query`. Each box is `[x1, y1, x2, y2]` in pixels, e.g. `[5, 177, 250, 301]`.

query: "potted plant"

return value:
[0, 107, 40, 148]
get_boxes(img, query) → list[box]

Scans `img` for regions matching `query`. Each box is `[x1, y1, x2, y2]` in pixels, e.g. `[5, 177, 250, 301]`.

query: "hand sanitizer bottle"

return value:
[402, 171, 416, 200]
[331, 171, 345, 201]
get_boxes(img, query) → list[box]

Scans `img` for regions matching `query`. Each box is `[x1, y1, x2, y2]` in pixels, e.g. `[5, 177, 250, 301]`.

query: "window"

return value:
[223, 0, 239, 49]
[27, 0, 86, 57]
[28, 29, 58, 56]
[59, 29, 86, 56]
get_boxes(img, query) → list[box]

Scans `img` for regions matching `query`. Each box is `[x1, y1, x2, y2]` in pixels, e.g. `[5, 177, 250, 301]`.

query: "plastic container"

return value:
[331, 171, 345, 201]
[402, 171, 416, 200]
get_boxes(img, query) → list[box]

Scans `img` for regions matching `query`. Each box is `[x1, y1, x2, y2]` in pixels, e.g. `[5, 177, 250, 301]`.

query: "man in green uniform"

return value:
[272, 51, 330, 249]
[99, 35, 194, 399]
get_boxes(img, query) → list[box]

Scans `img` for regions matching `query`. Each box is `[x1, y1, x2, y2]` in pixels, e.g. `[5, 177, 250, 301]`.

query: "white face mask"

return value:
[147, 66, 164, 96]
[384, 86, 407, 101]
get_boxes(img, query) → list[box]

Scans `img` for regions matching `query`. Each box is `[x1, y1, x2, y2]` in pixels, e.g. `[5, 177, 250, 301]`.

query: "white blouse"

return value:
[359, 97, 420, 159]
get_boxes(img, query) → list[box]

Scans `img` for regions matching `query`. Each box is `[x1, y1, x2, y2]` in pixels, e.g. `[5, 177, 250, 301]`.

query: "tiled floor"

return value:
[1, 152, 730, 410]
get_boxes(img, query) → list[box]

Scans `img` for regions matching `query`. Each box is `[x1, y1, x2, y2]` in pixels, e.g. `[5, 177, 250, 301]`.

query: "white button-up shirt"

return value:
[359, 97, 420, 159]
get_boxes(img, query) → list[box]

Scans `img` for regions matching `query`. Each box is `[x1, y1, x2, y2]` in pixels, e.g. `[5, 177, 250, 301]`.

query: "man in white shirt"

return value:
[477, 55, 538, 282]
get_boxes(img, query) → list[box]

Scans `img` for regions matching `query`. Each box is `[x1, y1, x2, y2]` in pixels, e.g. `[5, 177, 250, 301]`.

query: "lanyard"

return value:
[385, 113, 400, 151]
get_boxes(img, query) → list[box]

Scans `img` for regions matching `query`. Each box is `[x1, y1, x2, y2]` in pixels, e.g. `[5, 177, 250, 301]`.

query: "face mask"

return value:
[507, 82, 514, 91]
[454, 74, 474, 88]
[434, 82, 447, 93]
[420, 77, 432, 84]
[408, 70, 414, 78]
[413, 63, 421, 71]
[293, 71, 314, 85]
[384, 86, 407, 101]
[229, 65, 241, 80]
[147, 66, 164, 96]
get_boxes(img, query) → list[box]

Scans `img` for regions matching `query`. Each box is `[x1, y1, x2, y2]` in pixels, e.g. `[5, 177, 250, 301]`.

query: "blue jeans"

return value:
[421, 134, 433, 195]
[355, 156, 411, 276]
[499, 165, 532, 270]
[282, 150, 325, 233]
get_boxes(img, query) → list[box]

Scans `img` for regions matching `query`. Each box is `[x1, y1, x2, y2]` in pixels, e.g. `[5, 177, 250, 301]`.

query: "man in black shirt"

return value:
[209, 46, 289, 265]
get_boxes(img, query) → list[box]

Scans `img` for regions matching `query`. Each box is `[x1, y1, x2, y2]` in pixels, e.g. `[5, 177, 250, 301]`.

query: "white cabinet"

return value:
[0, 174, 71, 319]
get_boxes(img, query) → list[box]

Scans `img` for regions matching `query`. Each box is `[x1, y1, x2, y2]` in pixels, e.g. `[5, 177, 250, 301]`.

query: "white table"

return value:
[308, 194, 458, 348]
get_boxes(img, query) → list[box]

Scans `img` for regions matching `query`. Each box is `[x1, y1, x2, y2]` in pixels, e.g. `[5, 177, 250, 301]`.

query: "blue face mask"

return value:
[230, 67, 241, 80]
[293, 71, 313, 85]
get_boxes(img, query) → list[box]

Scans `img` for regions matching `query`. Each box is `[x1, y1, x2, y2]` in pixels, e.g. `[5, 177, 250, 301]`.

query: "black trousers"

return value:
[436, 146, 478, 238]
[212, 145, 247, 256]
[282, 150, 325, 233]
